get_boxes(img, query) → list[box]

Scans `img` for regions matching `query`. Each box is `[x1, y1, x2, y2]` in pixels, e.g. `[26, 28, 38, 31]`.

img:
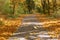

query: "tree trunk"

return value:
[52, 0, 57, 13]
[26, 0, 35, 14]
[41, 0, 46, 14]
[47, 0, 50, 14]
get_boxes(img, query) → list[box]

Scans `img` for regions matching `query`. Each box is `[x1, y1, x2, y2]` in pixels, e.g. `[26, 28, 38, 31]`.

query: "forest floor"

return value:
[0, 14, 60, 40]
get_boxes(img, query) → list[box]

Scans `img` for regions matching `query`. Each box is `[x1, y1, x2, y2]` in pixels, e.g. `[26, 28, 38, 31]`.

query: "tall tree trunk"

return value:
[41, 0, 46, 14]
[13, 2, 15, 15]
[47, 0, 50, 14]
[10, 0, 16, 15]
[52, 0, 57, 13]
[26, 0, 35, 14]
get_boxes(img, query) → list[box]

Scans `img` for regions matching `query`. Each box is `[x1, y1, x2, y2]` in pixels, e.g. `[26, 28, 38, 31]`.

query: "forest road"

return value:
[8, 15, 58, 40]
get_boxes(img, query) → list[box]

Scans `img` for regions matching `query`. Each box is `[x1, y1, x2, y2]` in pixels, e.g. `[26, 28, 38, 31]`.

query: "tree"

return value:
[41, 0, 47, 14]
[41, 0, 51, 15]
[26, 0, 35, 14]
[52, 0, 57, 13]
[47, 0, 50, 14]
[10, 0, 16, 15]
[0, 0, 13, 15]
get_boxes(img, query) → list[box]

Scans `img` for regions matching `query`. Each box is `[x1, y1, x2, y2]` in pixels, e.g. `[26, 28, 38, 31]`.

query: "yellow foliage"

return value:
[2, 19, 22, 27]
[48, 32, 58, 38]
[19, 0, 26, 3]
[2, 32, 12, 36]
[0, 37, 7, 40]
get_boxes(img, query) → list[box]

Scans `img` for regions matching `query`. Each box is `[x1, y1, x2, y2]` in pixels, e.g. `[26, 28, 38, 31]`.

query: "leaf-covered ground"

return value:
[0, 14, 60, 40]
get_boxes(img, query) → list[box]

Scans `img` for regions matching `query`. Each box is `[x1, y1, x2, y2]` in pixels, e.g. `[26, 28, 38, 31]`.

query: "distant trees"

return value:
[0, 0, 13, 15]
[52, 0, 57, 13]
[41, 0, 50, 14]
[10, 0, 18, 15]
[26, 0, 35, 14]
[41, 0, 46, 14]
[11, 0, 15, 15]
[41, 0, 58, 15]
[0, 0, 59, 16]
[10, 0, 29, 14]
